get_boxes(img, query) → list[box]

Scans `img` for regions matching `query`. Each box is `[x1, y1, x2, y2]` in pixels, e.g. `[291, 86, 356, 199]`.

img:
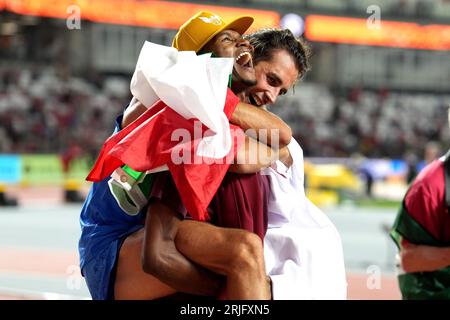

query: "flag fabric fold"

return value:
[130, 41, 235, 159]
[87, 41, 244, 221]
[87, 89, 243, 221]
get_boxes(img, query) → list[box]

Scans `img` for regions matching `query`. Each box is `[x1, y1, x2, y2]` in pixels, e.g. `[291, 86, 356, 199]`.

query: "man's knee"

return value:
[229, 231, 264, 273]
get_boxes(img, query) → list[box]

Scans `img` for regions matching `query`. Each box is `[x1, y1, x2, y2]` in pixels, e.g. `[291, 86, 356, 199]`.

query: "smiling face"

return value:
[241, 49, 299, 106]
[201, 29, 256, 88]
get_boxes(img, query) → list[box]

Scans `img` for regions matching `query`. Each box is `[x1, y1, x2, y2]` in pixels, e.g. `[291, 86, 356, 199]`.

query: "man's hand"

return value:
[279, 147, 293, 168]
[400, 243, 450, 273]
[229, 137, 290, 173]
[230, 102, 292, 148]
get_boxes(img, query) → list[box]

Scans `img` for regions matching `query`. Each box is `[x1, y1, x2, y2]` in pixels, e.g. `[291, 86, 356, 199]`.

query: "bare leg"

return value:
[115, 204, 269, 300]
[141, 201, 225, 296]
[114, 228, 176, 300]
[175, 220, 270, 300]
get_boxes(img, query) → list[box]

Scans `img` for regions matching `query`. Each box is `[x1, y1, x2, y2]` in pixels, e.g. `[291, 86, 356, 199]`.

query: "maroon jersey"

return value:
[150, 171, 269, 240]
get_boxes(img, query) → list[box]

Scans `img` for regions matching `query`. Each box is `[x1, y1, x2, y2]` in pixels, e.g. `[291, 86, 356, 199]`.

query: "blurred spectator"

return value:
[61, 141, 83, 174]
[424, 141, 441, 165]
[272, 83, 450, 160]
[416, 141, 442, 173]
[0, 67, 129, 164]
[404, 150, 419, 184]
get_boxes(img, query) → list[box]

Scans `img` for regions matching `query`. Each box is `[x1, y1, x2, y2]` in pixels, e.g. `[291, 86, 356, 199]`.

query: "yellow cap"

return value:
[172, 11, 254, 53]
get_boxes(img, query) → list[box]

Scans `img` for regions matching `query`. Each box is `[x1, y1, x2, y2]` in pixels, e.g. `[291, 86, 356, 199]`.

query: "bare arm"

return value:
[141, 201, 225, 296]
[400, 238, 450, 273]
[122, 98, 147, 128]
[123, 100, 292, 150]
[175, 220, 271, 299]
[229, 136, 290, 174]
[122, 99, 293, 173]
[230, 102, 292, 148]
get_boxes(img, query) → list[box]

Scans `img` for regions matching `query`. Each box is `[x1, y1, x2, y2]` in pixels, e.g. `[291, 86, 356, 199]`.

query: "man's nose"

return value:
[264, 88, 279, 105]
[237, 38, 254, 53]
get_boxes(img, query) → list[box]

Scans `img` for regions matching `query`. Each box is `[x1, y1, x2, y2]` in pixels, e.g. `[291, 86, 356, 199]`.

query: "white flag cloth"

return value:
[262, 139, 348, 300]
[129, 41, 235, 159]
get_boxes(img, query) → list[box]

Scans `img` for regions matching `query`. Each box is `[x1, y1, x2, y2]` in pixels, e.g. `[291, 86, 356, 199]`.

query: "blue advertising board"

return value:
[0, 154, 21, 183]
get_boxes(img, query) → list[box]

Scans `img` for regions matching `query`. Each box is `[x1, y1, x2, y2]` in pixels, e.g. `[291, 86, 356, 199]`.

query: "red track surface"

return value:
[0, 247, 402, 300]
[0, 186, 403, 300]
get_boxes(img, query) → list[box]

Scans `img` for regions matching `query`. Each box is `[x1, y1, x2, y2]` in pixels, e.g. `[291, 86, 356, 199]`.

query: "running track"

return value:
[0, 186, 401, 300]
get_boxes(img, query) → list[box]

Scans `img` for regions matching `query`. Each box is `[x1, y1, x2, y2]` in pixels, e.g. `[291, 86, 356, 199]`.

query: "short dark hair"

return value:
[244, 29, 312, 79]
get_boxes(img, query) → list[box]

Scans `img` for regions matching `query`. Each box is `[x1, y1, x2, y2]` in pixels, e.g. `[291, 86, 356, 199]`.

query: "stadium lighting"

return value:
[305, 15, 450, 51]
[280, 13, 305, 37]
[0, 0, 280, 31]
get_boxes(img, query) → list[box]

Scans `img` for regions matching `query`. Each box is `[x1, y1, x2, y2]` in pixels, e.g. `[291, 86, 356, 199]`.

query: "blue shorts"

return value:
[81, 225, 143, 300]
[79, 177, 146, 300]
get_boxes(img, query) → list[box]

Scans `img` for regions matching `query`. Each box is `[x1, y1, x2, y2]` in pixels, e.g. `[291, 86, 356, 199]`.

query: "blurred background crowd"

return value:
[0, 67, 128, 158]
[0, 0, 449, 199]
[1, 67, 448, 163]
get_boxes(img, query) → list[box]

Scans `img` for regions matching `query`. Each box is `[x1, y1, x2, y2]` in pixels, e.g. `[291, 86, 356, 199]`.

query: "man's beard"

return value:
[240, 78, 257, 86]
[232, 68, 256, 90]
[231, 80, 256, 101]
